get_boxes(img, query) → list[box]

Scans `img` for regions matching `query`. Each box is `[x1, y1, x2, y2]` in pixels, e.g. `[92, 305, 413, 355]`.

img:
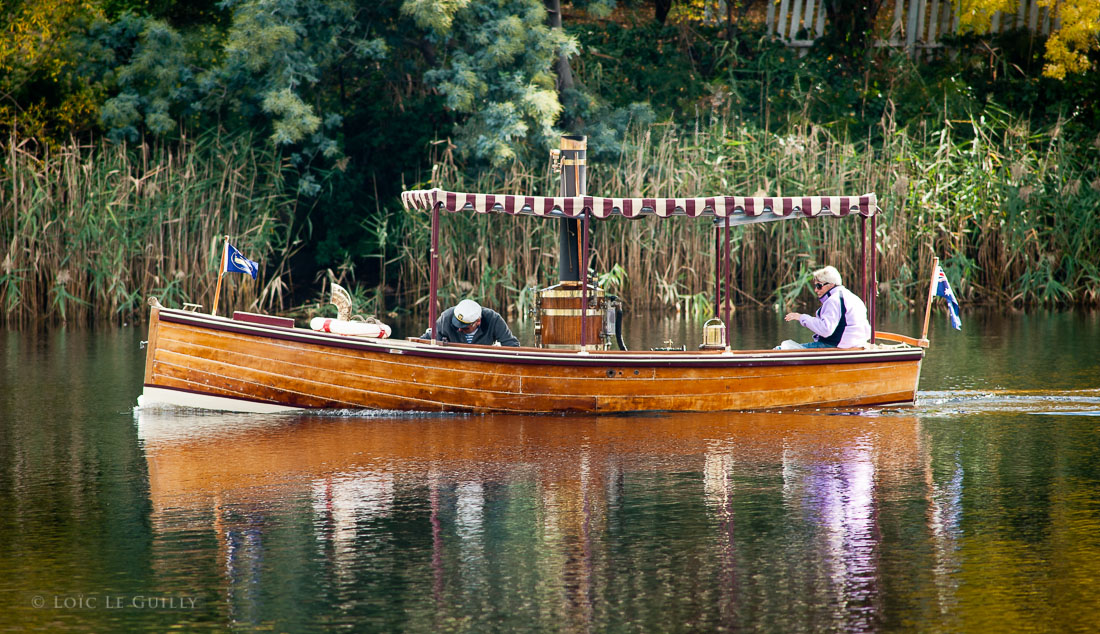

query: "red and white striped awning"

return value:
[401, 188, 878, 223]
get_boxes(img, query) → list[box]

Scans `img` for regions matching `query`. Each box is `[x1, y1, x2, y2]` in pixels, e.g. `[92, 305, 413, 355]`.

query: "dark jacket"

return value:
[421, 307, 520, 346]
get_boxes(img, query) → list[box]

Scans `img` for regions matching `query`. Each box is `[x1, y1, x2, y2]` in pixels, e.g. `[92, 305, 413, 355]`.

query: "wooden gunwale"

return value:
[141, 307, 923, 413]
[156, 309, 924, 369]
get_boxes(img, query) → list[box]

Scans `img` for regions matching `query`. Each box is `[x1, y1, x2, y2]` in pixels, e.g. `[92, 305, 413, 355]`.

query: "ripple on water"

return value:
[915, 389, 1100, 417]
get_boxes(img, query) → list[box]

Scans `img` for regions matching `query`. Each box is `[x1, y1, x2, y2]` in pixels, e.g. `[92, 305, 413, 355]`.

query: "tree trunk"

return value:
[822, 0, 885, 61]
[545, 0, 575, 93]
[726, 0, 734, 45]
[655, 0, 673, 25]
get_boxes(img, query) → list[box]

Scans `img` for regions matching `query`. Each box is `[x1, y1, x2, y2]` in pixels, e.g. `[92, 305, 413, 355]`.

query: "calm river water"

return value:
[3, 309, 1100, 632]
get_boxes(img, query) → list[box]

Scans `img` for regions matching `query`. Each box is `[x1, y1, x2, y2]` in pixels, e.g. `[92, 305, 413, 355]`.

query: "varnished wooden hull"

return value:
[140, 305, 924, 414]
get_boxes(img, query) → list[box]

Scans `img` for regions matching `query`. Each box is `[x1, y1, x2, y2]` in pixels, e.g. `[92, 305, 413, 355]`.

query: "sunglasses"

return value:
[814, 282, 828, 289]
[458, 320, 480, 332]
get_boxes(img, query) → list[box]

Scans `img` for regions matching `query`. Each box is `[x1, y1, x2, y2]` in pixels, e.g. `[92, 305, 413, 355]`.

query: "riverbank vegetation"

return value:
[1, 132, 295, 324]
[402, 106, 1100, 316]
[1, 1, 1097, 324]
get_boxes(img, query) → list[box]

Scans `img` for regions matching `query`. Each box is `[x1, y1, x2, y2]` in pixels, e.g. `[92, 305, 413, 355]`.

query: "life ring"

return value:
[309, 317, 391, 338]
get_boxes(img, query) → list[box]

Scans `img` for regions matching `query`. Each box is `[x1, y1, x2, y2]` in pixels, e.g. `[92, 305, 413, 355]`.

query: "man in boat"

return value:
[422, 299, 520, 346]
[781, 266, 871, 349]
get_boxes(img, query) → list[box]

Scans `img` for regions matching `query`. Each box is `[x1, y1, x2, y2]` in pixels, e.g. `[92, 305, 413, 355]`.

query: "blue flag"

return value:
[225, 242, 258, 279]
[934, 264, 961, 330]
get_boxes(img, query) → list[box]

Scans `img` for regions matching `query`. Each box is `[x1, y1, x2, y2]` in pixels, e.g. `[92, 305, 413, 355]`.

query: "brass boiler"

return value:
[535, 281, 611, 349]
[699, 318, 727, 350]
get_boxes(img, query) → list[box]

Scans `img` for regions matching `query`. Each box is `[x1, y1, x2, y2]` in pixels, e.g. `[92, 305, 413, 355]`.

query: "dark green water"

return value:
[3, 309, 1100, 632]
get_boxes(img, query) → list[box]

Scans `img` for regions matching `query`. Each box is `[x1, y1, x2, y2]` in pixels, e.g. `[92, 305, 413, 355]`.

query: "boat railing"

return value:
[874, 331, 929, 348]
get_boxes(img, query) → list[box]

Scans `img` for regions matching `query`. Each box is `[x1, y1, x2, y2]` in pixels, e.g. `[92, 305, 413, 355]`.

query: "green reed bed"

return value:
[397, 112, 1100, 317]
[5, 112, 1096, 325]
[0, 133, 296, 325]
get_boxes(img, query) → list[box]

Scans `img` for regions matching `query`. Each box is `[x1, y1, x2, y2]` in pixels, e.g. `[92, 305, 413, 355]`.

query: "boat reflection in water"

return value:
[137, 409, 955, 631]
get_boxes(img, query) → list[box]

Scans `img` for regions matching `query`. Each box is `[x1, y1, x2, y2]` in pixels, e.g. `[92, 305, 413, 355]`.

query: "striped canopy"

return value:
[401, 188, 878, 224]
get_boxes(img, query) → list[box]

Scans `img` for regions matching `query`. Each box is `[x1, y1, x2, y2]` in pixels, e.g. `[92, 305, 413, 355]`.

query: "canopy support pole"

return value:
[870, 213, 877, 344]
[860, 217, 867, 302]
[723, 220, 732, 348]
[713, 226, 720, 330]
[429, 202, 441, 343]
[580, 210, 590, 350]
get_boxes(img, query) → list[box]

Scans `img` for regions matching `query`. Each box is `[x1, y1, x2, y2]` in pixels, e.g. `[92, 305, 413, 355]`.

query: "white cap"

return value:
[452, 299, 482, 327]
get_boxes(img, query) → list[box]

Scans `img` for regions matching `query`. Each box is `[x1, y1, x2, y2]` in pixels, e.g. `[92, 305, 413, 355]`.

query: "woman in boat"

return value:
[782, 266, 871, 349]
[422, 299, 520, 346]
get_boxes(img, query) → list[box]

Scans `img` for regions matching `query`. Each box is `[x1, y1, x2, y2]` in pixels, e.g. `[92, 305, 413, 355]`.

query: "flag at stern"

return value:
[225, 242, 258, 279]
[933, 263, 962, 330]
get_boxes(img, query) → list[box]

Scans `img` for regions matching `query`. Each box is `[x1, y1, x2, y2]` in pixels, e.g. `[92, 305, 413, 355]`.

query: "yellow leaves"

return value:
[1040, 0, 1100, 79]
[953, 0, 1098, 79]
[1, 0, 106, 139]
[0, 0, 104, 72]
[954, 0, 1018, 33]
[57, 87, 103, 130]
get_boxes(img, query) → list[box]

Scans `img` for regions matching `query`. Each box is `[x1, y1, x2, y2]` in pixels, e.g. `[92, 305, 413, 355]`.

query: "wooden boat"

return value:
[139, 136, 927, 414]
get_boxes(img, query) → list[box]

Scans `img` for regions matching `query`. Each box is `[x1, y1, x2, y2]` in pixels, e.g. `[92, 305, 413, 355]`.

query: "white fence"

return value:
[707, 0, 1062, 54]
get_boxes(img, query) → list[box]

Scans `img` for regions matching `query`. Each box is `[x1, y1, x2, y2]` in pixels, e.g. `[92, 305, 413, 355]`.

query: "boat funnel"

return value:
[556, 135, 586, 283]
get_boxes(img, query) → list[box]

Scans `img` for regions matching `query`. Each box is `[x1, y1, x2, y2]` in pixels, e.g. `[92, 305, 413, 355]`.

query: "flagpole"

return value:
[919, 255, 938, 345]
[211, 235, 228, 316]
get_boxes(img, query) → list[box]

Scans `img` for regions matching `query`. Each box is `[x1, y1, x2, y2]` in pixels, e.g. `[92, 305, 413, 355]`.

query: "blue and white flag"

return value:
[225, 242, 258, 279]
[934, 264, 961, 330]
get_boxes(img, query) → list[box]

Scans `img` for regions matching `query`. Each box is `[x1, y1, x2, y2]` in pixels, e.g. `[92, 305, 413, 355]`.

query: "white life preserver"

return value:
[309, 317, 391, 338]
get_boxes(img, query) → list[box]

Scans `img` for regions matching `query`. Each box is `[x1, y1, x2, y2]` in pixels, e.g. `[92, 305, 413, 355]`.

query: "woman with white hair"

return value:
[781, 265, 871, 349]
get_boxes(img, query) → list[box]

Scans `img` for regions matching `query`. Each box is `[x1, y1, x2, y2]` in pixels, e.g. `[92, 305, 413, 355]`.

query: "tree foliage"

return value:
[954, 0, 1099, 79]
[409, 0, 575, 165]
[1039, 0, 1100, 79]
[81, 0, 386, 182]
[0, 0, 106, 139]
[5, 0, 1099, 305]
[953, 0, 1017, 31]
[66, 0, 576, 172]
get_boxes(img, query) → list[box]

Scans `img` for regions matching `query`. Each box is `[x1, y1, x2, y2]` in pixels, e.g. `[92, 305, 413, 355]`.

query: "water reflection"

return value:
[6, 314, 1100, 631]
[137, 409, 960, 631]
[925, 445, 963, 624]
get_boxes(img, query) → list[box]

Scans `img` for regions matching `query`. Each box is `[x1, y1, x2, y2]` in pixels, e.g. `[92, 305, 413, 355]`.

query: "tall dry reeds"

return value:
[395, 112, 1100, 317]
[884, 112, 1100, 306]
[0, 132, 297, 325]
[6, 109, 1095, 325]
